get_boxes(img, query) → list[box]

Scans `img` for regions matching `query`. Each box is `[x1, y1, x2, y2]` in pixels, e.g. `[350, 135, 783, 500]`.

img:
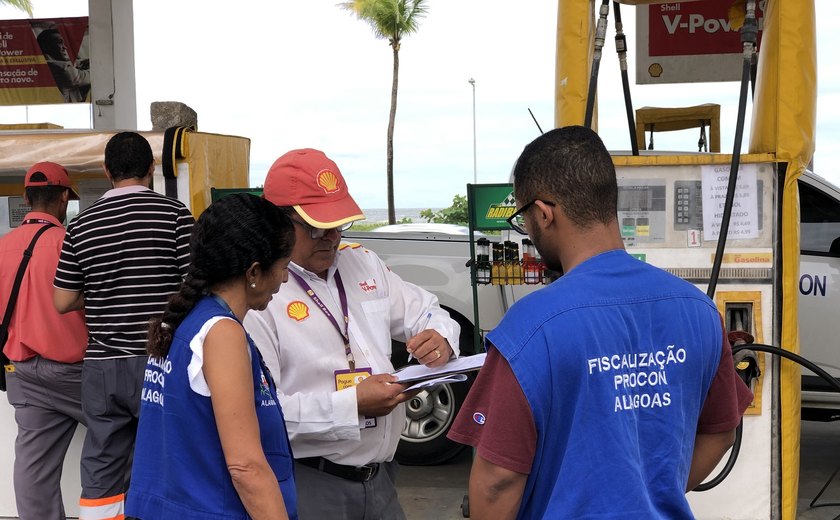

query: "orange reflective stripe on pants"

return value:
[79, 493, 125, 520]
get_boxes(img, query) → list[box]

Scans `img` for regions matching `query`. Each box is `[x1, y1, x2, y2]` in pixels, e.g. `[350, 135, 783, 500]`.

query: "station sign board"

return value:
[635, 0, 766, 84]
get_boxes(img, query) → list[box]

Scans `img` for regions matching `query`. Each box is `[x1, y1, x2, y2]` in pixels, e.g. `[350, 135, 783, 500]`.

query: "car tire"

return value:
[392, 320, 477, 466]
[395, 373, 473, 465]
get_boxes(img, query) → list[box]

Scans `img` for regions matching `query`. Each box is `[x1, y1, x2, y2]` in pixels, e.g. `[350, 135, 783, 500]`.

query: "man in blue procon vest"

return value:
[448, 126, 754, 519]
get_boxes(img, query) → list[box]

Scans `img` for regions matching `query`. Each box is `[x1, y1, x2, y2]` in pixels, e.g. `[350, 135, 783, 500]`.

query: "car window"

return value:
[800, 180, 840, 254]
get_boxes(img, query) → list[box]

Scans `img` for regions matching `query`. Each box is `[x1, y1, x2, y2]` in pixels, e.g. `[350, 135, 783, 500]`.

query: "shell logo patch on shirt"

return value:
[287, 301, 310, 321]
[473, 412, 486, 425]
[316, 169, 340, 193]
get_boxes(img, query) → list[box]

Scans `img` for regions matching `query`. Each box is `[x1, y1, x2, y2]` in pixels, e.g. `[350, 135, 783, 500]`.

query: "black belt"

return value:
[297, 456, 380, 482]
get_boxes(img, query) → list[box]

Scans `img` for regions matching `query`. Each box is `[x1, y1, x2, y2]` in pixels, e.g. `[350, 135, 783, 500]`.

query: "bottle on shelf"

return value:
[505, 240, 523, 285]
[522, 238, 541, 285]
[475, 237, 491, 285]
[491, 242, 505, 285]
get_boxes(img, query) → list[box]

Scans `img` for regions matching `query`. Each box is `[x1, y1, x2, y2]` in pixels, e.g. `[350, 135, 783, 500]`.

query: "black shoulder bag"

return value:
[1, 223, 56, 391]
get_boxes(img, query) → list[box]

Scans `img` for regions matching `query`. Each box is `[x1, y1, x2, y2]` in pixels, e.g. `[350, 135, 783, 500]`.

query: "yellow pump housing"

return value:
[553, 1, 816, 518]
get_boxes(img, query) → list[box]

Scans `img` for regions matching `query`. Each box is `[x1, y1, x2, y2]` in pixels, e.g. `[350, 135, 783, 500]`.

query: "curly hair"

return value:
[104, 131, 155, 181]
[513, 125, 618, 228]
[147, 193, 294, 357]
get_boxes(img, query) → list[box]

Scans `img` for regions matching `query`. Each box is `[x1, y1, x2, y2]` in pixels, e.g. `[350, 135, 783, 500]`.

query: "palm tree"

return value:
[339, 0, 428, 225]
[1, 0, 33, 15]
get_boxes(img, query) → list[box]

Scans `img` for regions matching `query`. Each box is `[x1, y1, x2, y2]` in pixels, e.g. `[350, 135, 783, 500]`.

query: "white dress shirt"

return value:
[244, 242, 460, 467]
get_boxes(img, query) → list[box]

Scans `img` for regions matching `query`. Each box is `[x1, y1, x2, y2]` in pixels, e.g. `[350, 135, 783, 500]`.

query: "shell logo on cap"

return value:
[287, 301, 310, 321]
[316, 169, 340, 193]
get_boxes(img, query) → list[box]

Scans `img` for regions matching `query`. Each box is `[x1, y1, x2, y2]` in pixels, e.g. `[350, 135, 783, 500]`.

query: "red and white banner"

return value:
[0, 16, 90, 106]
[636, 0, 765, 84]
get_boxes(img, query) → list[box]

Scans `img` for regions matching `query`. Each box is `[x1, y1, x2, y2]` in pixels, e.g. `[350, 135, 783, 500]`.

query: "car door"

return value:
[798, 173, 840, 417]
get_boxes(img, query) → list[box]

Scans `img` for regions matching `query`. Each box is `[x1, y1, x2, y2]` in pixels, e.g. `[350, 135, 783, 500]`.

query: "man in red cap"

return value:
[245, 148, 461, 519]
[0, 162, 88, 519]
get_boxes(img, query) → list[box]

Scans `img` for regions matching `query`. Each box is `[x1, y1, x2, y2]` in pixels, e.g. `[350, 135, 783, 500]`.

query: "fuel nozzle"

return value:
[729, 330, 760, 387]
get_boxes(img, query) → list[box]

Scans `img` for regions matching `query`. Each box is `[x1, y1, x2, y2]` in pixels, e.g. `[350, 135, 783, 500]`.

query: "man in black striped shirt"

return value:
[54, 131, 194, 519]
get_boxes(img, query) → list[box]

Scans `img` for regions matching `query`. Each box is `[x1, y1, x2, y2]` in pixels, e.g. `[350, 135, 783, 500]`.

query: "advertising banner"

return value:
[468, 183, 516, 231]
[635, 0, 765, 84]
[0, 16, 90, 106]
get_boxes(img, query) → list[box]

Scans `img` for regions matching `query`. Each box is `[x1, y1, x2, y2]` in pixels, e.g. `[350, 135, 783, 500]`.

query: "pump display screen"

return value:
[617, 182, 666, 245]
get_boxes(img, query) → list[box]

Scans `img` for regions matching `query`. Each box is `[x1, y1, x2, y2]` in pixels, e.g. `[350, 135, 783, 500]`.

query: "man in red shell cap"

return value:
[245, 148, 461, 519]
[0, 162, 88, 519]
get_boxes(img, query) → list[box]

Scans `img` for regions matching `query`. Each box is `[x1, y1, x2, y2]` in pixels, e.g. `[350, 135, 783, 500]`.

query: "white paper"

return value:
[701, 164, 759, 240]
[392, 352, 486, 384]
[402, 373, 468, 393]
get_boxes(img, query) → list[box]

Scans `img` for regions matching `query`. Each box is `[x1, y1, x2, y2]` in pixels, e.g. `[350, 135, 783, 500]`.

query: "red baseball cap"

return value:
[25, 161, 79, 200]
[263, 148, 364, 228]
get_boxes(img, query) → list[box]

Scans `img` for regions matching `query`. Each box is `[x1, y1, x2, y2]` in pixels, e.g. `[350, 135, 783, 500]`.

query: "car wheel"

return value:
[392, 316, 477, 466]
[395, 374, 472, 466]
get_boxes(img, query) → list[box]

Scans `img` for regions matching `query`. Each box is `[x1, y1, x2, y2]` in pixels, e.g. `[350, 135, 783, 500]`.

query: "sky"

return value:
[1, 0, 839, 209]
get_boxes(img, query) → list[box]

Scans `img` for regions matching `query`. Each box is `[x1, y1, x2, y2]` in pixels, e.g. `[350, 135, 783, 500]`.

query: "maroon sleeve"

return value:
[447, 347, 536, 474]
[697, 318, 755, 434]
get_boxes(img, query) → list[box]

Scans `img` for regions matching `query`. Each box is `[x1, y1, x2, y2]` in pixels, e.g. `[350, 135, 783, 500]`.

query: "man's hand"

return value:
[356, 374, 415, 417]
[406, 330, 453, 368]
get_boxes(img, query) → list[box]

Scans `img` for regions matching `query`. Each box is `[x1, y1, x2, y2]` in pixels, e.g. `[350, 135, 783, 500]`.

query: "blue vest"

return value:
[127, 296, 297, 519]
[489, 250, 721, 519]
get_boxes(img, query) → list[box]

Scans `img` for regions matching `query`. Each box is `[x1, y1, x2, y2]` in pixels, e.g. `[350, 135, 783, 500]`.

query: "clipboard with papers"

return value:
[392, 353, 486, 392]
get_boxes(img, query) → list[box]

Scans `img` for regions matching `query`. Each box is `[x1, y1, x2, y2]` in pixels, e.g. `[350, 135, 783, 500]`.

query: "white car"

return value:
[797, 171, 840, 419]
[371, 223, 480, 236]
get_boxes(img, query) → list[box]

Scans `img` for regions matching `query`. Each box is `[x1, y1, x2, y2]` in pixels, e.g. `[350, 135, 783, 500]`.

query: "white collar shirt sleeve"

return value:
[244, 243, 460, 466]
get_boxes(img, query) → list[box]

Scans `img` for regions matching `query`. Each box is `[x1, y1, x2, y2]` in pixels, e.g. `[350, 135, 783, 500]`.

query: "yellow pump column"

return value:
[554, 0, 818, 518]
[749, 1, 817, 518]
[554, 0, 594, 128]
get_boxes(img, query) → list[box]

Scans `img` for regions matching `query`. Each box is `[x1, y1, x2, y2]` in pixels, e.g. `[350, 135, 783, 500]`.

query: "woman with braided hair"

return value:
[126, 193, 298, 520]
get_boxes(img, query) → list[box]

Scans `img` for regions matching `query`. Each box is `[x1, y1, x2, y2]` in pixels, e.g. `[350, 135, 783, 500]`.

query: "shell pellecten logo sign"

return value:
[287, 301, 310, 321]
[316, 170, 340, 194]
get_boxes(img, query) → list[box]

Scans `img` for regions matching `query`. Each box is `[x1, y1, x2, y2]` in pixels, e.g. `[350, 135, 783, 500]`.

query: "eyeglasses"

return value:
[506, 199, 556, 235]
[291, 218, 353, 239]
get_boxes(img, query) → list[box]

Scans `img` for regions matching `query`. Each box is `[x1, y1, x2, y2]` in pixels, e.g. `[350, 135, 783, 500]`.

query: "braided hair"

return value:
[147, 193, 294, 357]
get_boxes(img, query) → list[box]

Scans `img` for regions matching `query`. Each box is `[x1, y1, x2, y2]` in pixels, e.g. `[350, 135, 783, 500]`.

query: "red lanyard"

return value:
[22, 218, 53, 225]
[290, 270, 355, 370]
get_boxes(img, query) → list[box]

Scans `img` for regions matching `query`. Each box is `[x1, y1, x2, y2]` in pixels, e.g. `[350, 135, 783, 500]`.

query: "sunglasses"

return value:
[506, 200, 556, 235]
[291, 218, 353, 239]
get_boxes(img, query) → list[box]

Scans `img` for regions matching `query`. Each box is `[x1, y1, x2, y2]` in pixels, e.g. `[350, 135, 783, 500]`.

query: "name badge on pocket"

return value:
[334, 368, 377, 429]
[334, 368, 372, 391]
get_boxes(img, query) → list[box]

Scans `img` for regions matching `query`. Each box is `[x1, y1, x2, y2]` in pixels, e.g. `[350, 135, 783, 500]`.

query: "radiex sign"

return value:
[468, 183, 516, 231]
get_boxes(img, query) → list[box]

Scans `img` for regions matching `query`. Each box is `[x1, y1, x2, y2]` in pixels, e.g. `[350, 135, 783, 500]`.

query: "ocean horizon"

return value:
[360, 208, 442, 223]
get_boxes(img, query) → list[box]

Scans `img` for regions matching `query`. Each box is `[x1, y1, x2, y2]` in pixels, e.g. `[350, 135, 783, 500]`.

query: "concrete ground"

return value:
[398, 448, 471, 520]
[799, 420, 840, 520]
[397, 420, 840, 520]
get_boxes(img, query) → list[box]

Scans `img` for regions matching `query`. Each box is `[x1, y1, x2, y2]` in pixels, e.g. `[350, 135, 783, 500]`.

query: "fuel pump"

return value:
[554, 0, 820, 516]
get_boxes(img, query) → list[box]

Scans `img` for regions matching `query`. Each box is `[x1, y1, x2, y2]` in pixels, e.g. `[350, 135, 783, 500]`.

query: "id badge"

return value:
[334, 367, 377, 429]
[334, 367, 372, 390]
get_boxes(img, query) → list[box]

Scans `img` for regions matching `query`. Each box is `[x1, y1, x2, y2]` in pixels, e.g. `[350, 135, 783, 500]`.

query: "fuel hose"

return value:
[693, 343, 840, 492]
[584, 0, 611, 129]
[693, 0, 758, 491]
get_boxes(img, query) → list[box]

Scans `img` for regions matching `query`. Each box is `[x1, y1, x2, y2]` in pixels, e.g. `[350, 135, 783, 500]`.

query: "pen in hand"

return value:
[407, 311, 433, 363]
